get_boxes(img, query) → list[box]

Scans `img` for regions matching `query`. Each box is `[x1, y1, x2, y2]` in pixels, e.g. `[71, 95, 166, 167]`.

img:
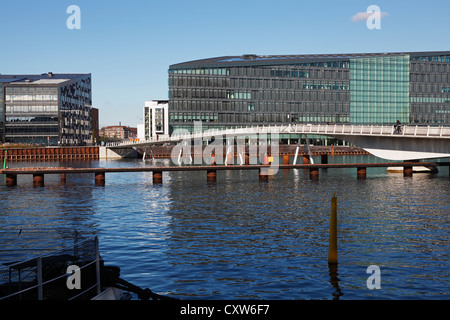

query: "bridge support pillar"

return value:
[357, 167, 367, 179]
[207, 169, 217, 182]
[153, 171, 163, 184]
[5, 174, 17, 187]
[95, 172, 105, 186]
[33, 173, 44, 187]
[309, 168, 319, 180]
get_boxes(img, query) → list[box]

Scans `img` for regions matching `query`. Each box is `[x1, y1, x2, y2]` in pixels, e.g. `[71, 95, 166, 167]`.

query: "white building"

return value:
[143, 100, 169, 140]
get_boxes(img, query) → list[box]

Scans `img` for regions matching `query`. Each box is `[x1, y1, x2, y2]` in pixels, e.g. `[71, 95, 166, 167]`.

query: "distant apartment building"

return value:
[100, 125, 137, 140]
[0, 72, 92, 145]
[143, 100, 169, 139]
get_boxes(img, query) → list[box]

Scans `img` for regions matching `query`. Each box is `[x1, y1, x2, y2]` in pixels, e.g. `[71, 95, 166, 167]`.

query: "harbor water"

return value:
[0, 155, 449, 300]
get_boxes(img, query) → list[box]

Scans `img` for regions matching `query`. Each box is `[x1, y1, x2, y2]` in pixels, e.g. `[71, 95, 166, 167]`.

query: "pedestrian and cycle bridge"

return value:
[109, 124, 450, 161]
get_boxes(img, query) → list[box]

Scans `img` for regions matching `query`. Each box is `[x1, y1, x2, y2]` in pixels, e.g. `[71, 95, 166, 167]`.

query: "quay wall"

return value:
[0, 145, 368, 162]
[0, 146, 99, 162]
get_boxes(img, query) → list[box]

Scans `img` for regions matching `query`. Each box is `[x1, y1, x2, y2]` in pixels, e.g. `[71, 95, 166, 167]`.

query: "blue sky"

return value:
[1, 0, 449, 127]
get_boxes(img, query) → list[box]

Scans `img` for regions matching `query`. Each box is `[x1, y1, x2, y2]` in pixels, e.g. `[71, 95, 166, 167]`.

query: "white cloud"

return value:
[352, 11, 389, 22]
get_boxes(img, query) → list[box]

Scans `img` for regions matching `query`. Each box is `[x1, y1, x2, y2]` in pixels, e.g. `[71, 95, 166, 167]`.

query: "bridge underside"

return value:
[332, 135, 450, 160]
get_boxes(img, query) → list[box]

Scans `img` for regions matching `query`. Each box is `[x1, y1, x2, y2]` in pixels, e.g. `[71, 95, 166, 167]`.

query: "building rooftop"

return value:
[170, 51, 450, 69]
[0, 73, 90, 85]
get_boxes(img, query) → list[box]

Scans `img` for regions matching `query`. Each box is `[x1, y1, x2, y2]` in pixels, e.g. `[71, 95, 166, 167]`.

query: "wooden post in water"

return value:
[61, 173, 66, 185]
[5, 174, 17, 187]
[153, 171, 163, 184]
[207, 169, 217, 182]
[357, 167, 367, 180]
[95, 172, 105, 186]
[403, 163, 413, 177]
[309, 168, 319, 180]
[33, 173, 44, 187]
[328, 194, 338, 265]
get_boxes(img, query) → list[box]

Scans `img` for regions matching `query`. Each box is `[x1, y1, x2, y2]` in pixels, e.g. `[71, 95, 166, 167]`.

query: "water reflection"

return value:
[0, 156, 449, 299]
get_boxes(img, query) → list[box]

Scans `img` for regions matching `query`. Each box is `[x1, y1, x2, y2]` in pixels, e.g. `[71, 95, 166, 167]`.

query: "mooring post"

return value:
[283, 155, 290, 165]
[328, 193, 338, 265]
[61, 173, 66, 184]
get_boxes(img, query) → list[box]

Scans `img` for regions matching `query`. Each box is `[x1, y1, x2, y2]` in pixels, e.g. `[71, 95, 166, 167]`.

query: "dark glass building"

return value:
[168, 51, 450, 134]
[0, 73, 92, 145]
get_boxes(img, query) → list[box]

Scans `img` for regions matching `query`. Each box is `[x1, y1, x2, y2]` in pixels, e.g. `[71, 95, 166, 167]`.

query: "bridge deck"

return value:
[111, 124, 450, 148]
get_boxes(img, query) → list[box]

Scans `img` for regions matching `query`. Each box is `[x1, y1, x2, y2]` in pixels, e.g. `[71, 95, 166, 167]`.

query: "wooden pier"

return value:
[1, 161, 448, 187]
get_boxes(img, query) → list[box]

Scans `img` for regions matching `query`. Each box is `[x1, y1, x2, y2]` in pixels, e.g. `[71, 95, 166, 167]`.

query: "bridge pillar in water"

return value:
[207, 169, 217, 182]
[33, 173, 44, 187]
[357, 167, 367, 179]
[61, 173, 66, 185]
[95, 172, 105, 186]
[5, 174, 17, 187]
[153, 171, 163, 184]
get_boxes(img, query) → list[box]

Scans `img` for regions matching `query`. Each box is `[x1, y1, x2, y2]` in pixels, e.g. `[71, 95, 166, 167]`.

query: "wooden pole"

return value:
[328, 194, 338, 265]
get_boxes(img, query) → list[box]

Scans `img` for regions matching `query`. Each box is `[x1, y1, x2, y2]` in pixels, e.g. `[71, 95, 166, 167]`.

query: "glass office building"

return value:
[0, 73, 92, 145]
[168, 51, 450, 134]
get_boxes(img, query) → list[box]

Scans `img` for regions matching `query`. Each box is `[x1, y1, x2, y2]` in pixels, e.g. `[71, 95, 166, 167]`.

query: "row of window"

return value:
[170, 88, 350, 102]
[411, 96, 450, 103]
[170, 101, 349, 113]
[5, 94, 58, 102]
[6, 116, 58, 123]
[411, 55, 450, 62]
[5, 126, 58, 134]
[169, 111, 350, 124]
[170, 74, 349, 90]
[6, 105, 58, 113]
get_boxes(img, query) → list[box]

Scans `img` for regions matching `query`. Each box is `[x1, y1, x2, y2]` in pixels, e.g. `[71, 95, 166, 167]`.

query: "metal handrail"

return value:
[0, 236, 100, 301]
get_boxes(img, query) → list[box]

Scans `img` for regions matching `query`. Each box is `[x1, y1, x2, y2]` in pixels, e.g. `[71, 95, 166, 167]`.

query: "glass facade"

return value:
[169, 57, 350, 133]
[0, 73, 92, 145]
[168, 52, 450, 133]
[350, 55, 410, 124]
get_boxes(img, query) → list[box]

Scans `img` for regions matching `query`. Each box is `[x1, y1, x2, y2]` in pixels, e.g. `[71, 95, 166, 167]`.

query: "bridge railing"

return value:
[113, 124, 450, 147]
